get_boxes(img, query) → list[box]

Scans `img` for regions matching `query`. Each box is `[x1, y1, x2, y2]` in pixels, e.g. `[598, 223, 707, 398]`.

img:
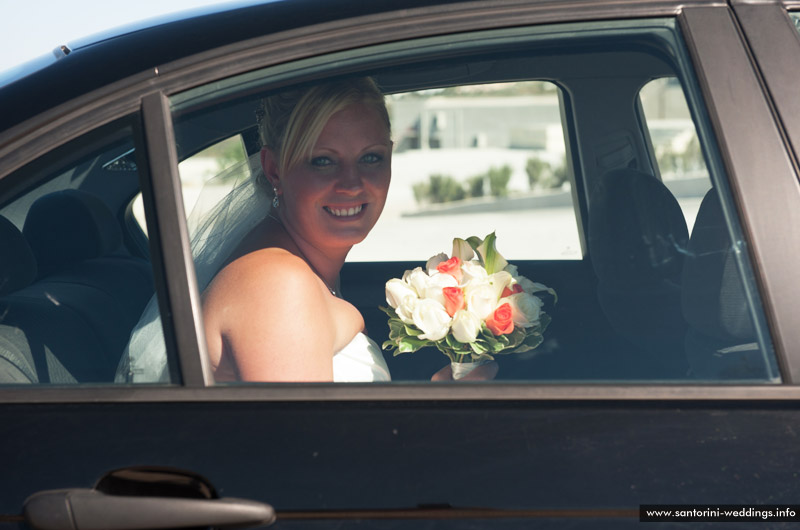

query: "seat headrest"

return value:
[588, 168, 689, 288]
[23, 190, 122, 277]
[0, 215, 37, 295]
[681, 189, 754, 341]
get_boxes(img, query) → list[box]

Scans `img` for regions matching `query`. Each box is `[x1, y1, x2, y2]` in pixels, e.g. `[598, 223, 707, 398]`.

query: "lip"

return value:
[323, 203, 367, 219]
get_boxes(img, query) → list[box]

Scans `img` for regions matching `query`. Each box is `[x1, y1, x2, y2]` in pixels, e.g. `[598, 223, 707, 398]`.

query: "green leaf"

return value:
[404, 324, 424, 337]
[475, 232, 508, 274]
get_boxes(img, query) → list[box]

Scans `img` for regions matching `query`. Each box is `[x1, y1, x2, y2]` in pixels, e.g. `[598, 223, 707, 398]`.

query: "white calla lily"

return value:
[451, 238, 474, 262]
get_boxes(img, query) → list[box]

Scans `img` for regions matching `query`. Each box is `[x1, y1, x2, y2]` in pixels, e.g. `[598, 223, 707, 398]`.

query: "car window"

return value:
[639, 76, 711, 233]
[132, 135, 247, 236]
[353, 81, 580, 262]
[0, 119, 161, 384]
[160, 17, 779, 384]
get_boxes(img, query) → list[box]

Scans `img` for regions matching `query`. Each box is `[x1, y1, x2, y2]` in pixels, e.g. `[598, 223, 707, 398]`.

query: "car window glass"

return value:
[164, 18, 778, 384]
[132, 135, 247, 235]
[0, 121, 163, 385]
[353, 81, 580, 262]
[639, 77, 711, 233]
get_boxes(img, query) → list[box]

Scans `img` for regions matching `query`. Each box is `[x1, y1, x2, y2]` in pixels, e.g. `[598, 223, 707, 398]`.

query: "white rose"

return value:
[386, 278, 417, 309]
[464, 271, 512, 320]
[395, 295, 418, 324]
[504, 263, 519, 276]
[412, 298, 452, 341]
[425, 252, 449, 275]
[461, 260, 488, 284]
[464, 280, 500, 320]
[451, 309, 481, 343]
[423, 272, 459, 305]
[506, 292, 542, 327]
[404, 267, 431, 296]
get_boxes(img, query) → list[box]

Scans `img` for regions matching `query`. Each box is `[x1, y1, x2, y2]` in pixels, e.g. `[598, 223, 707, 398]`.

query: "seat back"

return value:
[588, 168, 690, 376]
[681, 189, 766, 379]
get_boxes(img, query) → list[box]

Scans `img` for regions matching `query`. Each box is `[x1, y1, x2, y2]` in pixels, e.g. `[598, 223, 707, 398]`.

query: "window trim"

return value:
[680, 5, 800, 383]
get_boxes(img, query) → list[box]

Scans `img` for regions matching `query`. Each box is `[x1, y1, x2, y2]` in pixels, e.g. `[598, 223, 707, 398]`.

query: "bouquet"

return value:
[381, 232, 556, 379]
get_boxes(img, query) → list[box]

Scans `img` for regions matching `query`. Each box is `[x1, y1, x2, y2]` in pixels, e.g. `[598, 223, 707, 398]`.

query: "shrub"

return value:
[487, 165, 512, 198]
[466, 175, 485, 198]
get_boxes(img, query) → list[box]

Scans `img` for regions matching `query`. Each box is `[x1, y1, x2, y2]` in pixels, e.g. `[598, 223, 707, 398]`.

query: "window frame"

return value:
[0, 1, 798, 402]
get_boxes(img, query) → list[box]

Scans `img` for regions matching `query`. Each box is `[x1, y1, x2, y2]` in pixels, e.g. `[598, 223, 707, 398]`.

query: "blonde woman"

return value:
[204, 78, 393, 382]
[120, 78, 495, 382]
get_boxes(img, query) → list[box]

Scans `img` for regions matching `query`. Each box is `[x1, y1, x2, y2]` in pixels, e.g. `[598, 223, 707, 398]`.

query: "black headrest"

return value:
[0, 215, 37, 295]
[588, 168, 689, 288]
[681, 189, 754, 341]
[23, 190, 122, 277]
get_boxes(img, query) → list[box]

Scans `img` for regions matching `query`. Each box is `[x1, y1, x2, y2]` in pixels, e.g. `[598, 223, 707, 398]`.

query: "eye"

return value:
[360, 152, 383, 164]
[310, 156, 333, 168]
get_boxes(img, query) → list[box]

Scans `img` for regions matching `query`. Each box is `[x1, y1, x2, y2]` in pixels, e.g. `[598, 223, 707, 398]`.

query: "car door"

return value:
[2, 1, 800, 529]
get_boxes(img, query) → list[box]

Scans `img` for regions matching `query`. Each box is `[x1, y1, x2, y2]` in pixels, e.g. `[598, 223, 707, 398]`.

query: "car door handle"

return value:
[24, 488, 276, 530]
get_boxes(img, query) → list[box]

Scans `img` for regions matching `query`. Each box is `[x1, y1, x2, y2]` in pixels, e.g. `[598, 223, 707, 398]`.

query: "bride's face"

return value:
[273, 102, 392, 252]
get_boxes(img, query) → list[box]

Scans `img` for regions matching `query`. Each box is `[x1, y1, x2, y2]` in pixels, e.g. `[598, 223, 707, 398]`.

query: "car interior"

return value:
[0, 21, 778, 385]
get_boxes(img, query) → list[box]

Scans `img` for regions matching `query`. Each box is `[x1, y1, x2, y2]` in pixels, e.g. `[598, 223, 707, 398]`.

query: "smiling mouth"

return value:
[325, 204, 364, 217]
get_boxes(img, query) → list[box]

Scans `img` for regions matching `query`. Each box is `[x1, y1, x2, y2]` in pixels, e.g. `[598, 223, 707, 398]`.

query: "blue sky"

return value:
[0, 0, 241, 74]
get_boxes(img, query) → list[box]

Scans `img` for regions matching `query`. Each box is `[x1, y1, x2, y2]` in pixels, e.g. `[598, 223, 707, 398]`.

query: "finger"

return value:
[460, 361, 499, 381]
[431, 364, 453, 381]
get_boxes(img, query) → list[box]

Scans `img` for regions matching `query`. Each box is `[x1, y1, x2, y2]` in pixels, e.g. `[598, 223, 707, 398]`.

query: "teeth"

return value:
[327, 205, 363, 217]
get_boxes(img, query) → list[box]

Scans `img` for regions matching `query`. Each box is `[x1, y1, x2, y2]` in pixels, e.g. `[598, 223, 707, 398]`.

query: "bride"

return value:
[120, 77, 496, 383]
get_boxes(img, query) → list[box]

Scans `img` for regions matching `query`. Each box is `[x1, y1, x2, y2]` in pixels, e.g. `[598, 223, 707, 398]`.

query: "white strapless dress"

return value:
[332, 332, 391, 382]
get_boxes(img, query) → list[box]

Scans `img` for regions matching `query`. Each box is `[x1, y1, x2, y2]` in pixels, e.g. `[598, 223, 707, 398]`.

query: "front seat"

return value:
[588, 168, 690, 377]
[680, 189, 772, 380]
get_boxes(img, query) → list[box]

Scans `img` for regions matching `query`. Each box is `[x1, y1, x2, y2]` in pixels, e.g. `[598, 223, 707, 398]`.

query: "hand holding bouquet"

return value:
[381, 233, 555, 379]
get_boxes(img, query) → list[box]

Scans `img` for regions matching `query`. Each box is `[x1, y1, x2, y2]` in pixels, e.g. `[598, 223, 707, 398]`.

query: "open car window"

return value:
[164, 17, 778, 385]
[0, 16, 780, 388]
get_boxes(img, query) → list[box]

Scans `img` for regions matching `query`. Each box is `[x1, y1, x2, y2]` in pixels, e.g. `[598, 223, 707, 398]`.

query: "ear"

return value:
[260, 147, 280, 188]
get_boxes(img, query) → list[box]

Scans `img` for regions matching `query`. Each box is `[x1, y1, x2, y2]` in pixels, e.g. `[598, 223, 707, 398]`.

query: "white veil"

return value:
[116, 154, 270, 383]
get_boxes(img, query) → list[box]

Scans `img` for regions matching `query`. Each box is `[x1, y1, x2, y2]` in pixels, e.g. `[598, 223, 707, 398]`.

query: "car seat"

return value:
[588, 167, 690, 377]
[680, 189, 769, 379]
[0, 215, 93, 383]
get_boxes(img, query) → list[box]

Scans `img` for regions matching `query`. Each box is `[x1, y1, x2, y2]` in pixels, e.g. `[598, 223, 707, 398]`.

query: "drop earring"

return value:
[272, 186, 280, 209]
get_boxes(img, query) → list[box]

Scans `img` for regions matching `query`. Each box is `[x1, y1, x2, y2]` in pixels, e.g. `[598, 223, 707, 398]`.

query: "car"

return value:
[2, 0, 800, 527]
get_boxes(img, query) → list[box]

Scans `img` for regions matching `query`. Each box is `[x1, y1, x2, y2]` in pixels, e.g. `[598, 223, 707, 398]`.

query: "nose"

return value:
[334, 163, 363, 194]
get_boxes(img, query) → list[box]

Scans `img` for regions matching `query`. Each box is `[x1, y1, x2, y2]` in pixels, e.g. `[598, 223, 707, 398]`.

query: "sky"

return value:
[0, 0, 242, 75]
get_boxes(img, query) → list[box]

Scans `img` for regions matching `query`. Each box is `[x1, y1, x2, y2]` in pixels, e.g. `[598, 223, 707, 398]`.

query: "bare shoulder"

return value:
[206, 247, 321, 302]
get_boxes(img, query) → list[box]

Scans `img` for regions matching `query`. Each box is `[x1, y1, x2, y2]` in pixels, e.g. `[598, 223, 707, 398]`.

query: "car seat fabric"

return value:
[22, 190, 154, 363]
[588, 168, 690, 376]
[0, 216, 81, 383]
[681, 189, 766, 379]
[23, 189, 123, 277]
[0, 215, 36, 296]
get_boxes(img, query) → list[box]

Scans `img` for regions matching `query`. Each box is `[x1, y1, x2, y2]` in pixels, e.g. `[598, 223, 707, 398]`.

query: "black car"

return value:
[2, 0, 800, 528]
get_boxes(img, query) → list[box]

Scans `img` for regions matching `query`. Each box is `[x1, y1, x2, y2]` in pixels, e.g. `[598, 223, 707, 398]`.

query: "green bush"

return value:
[525, 158, 550, 190]
[466, 175, 485, 198]
[412, 165, 514, 205]
[487, 165, 512, 198]
[526, 156, 568, 189]
[413, 174, 466, 204]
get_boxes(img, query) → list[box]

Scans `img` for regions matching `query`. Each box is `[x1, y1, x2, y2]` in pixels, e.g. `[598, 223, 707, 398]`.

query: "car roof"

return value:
[0, 0, 465, 132]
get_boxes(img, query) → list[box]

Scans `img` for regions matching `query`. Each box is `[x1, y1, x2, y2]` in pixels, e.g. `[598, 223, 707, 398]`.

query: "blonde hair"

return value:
[258, 77, 390, 175]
